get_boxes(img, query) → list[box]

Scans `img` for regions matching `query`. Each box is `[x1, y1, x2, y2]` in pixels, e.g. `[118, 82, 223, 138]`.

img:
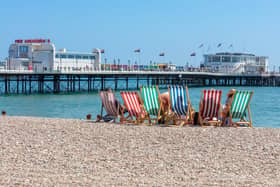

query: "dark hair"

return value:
[86, 114, 91, 120]
[1, 110, 6, 116]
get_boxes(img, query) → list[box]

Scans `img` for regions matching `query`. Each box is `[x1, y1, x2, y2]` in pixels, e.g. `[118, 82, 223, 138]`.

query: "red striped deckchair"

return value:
[229, 90, 253, 127]
[99, 91, 120, 122]
[198, 89, 222, 126]
[120, 91, 149, 124]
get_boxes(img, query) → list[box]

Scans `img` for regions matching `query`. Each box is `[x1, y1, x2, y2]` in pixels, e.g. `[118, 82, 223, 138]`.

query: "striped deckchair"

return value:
[120, 91, 149, 124]
[198, 89, 222, 126]
[99, 91, 120, 122]
[168, 85, 193, 126]
[229, 91, 253, 127]
[140, 85, 163, 124]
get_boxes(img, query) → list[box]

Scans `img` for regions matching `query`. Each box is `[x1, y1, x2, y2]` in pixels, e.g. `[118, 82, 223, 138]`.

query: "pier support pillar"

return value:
[126, 77, 129, 90]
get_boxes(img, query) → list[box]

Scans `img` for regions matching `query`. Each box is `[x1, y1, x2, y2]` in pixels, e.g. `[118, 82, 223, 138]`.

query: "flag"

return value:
[134, 48, 141, 53]
[198, 44, 204, 48]
[159, 52, 165, 56]
[101, 49, 105, 53]
[228, 44, 233, 48]
[217, 43, 222, 48]
[190, 52, 196, 56]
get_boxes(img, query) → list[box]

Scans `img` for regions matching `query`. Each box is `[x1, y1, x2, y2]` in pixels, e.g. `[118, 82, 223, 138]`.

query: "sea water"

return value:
[0, 87, 279, 128]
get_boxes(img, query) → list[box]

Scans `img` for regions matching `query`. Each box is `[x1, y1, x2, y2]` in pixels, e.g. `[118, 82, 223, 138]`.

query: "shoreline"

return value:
[1, 115, 276, 129]
[0, 116, 279, 186]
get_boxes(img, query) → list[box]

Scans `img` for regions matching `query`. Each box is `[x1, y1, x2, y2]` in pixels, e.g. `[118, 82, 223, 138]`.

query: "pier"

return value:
[0, 71, 279, 94]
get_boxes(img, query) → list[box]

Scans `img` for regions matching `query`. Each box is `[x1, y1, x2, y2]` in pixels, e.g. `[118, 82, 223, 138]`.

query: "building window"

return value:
[90, 56, 95, 60]
[19, 46, 29, 58]
[221, 56, 231, 62]
[76, 55, 82, 59]
[83, 56, 89, 59]
[213, 56, 221, 62]
[232, 57, 240, 63]
[61, 54, 66, 58]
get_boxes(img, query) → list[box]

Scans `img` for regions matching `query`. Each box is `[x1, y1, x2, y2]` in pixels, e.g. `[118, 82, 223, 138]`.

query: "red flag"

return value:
[134, 48, 141, 53]
[101, 49, 105, 53]
[190, 52, 196, 56]
[159, 52, 165, 56]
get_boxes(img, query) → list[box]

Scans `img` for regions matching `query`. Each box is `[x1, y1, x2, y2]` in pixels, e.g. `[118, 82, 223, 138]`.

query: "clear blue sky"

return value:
[0, 0, 279, 68]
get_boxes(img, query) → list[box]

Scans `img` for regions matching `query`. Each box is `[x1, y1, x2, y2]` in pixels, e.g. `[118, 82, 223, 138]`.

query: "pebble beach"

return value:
[0, 116, 280, 186]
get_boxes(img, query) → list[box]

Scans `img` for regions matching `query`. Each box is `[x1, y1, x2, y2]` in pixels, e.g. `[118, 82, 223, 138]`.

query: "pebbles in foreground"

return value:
[0, 116, 280, 186]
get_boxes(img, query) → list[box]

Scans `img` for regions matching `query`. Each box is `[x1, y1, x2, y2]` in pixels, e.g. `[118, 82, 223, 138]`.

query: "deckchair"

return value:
[168, 85, 193, 126]
[99, 91, 120, 122]
[229, 91, 253, 127]
[198, 89, 222, 126]
[120, 91, 149, 124]
[140, 85, 163, 125]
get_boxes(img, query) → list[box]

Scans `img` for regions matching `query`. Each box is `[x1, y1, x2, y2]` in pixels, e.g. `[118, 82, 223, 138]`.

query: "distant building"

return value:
[8, 39, 101, 72]
[203, 52, 268, 74]
[0, 59, 6, 70]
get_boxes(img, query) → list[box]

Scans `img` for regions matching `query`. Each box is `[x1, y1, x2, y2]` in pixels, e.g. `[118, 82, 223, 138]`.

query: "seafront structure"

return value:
[8, 39, 101, 72]
[0, 39, 278, 94]
[203, 52, 268, 74]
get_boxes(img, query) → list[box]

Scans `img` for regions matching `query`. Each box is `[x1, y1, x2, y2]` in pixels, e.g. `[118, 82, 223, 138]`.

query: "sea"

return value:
[0, 86, 279, 128]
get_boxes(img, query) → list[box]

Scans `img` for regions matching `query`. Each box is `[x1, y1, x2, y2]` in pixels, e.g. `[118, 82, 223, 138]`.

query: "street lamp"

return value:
[117, 58, 120, 71]
[104, 58, 107, 71]
[128, 60, 131, 71]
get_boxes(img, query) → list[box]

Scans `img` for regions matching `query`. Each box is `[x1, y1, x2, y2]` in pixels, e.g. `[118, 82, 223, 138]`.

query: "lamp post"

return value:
[104, 58, 107, 71]
[117, 58, 120, 71]
[128, 60, 131, 71]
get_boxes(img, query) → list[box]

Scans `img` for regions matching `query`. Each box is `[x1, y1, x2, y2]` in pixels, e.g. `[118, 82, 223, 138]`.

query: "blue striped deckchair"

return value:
[229, 91, 253, 127]
[99, 91, 120, 122]
[168, 85, 192, 126]
[140, 85, 162, 124]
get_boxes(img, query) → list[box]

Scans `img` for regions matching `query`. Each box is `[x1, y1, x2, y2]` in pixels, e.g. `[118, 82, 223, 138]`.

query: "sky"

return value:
[0, 0, 280, 68]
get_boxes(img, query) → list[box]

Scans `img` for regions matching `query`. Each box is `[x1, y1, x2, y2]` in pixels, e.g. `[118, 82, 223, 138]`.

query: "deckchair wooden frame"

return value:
[228, 91, 254, 127]
[198, 89, 222, 126]
[120, 91, 150, 125]
[167, 85, 193, 127]
[140, 85, 164, 125]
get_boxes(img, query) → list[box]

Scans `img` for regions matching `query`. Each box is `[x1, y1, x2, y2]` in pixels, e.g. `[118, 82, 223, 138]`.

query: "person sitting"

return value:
[221, 89, 236, 125]
[160, 92, 171, 114]
[160, 91, 195, 124]
[96, 88, 127, 122]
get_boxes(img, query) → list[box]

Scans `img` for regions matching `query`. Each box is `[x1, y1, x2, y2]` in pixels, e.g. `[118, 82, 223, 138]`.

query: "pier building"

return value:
[8, 39, 101, 72]
[203, 52, 268, 74]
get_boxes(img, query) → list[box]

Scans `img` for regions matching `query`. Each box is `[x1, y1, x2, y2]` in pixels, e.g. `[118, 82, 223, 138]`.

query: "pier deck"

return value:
[0, 71, 279, 94]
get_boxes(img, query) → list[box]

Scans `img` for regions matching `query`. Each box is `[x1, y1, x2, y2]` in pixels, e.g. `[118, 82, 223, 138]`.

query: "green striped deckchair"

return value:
[140, 85, 162, 124]
[229, 91, 253, 127]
